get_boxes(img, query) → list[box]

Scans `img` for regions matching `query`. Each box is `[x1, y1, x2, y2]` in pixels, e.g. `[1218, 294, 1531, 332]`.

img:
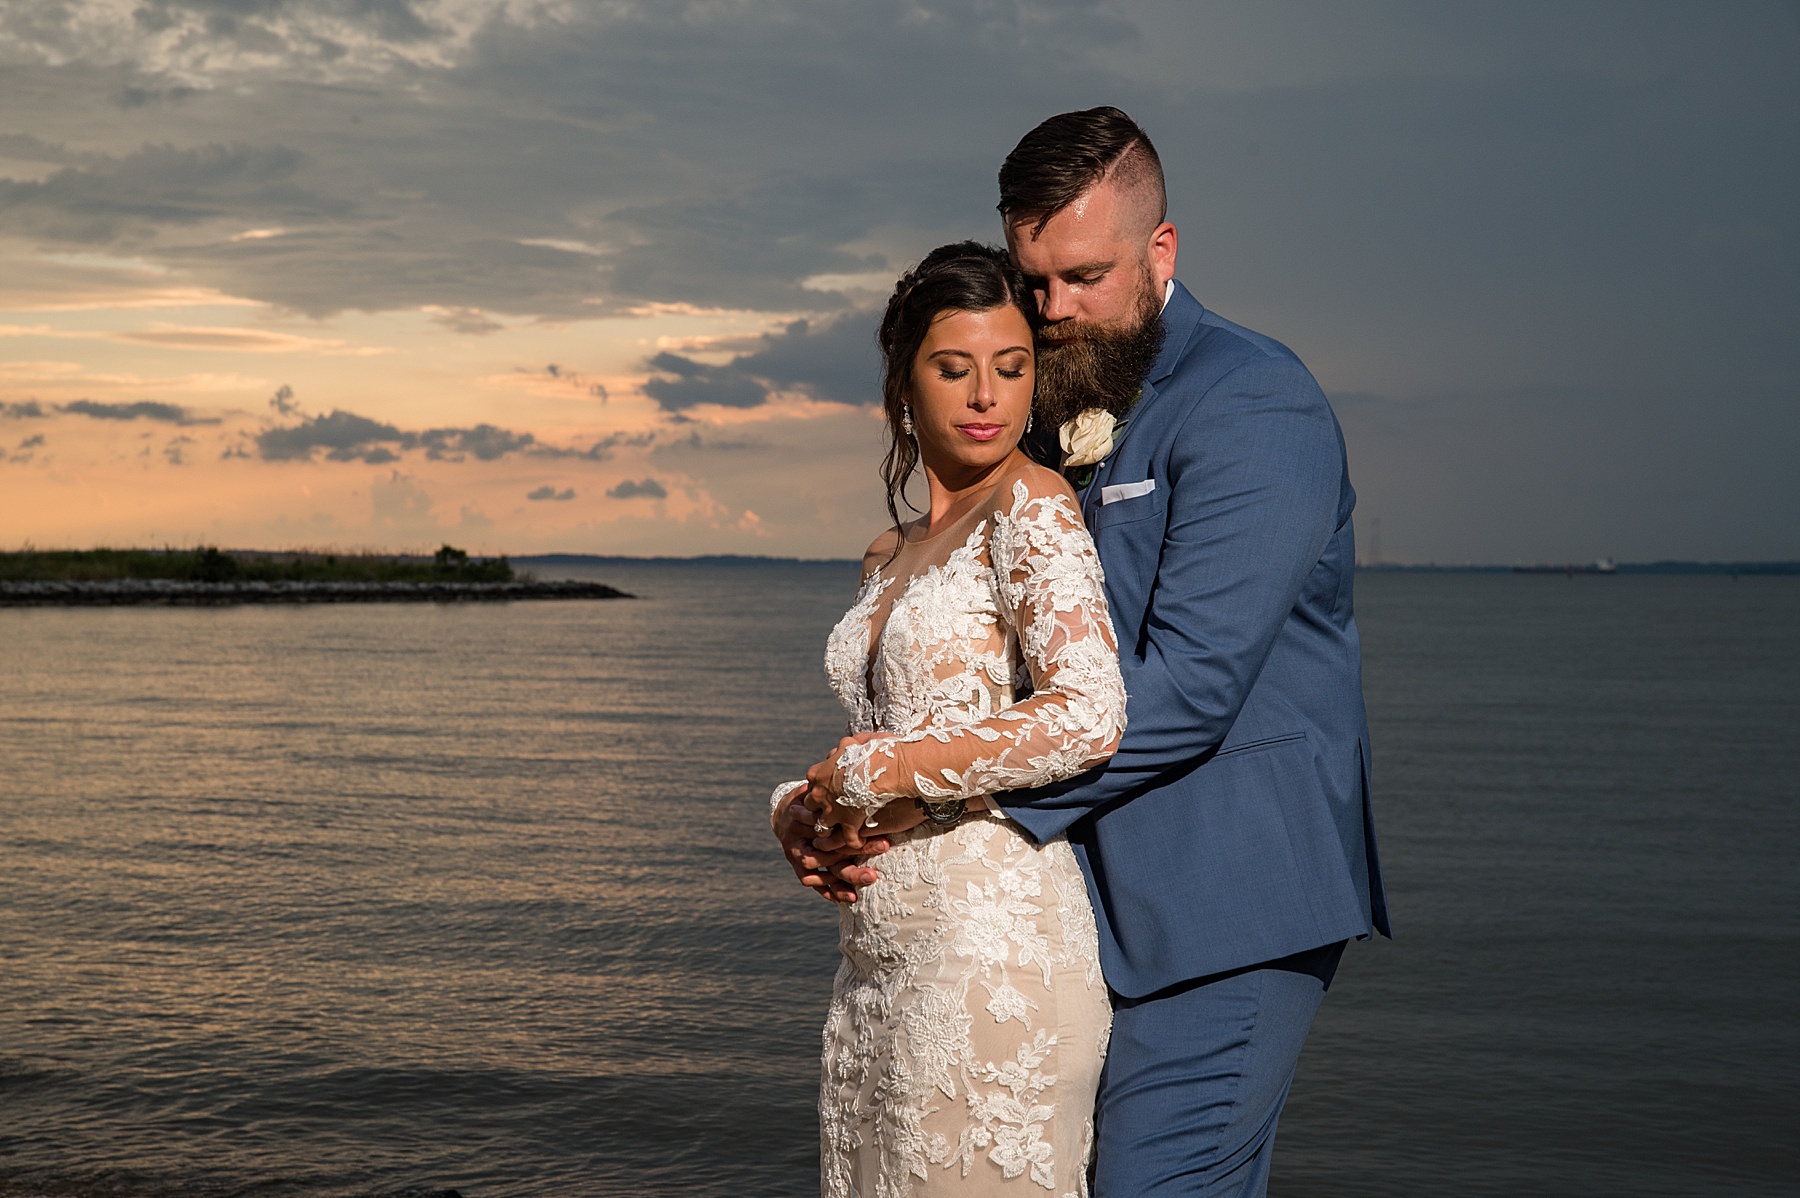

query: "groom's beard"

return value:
[1032, 275, 1166, 430]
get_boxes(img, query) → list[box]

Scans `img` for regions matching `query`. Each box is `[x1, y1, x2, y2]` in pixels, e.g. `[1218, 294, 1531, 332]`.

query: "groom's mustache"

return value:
[1038, 320, 1117, 347]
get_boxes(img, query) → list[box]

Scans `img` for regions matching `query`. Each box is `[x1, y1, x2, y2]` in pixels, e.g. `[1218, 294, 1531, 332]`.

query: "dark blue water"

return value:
[1, 567, 1795, 1196]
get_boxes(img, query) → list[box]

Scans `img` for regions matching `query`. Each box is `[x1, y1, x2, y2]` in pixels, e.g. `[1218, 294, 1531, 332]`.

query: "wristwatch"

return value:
[919, 798, 967, 827]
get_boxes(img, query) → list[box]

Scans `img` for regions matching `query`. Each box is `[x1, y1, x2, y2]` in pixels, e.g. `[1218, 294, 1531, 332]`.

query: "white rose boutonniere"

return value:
[1059, 408, 1118, 469]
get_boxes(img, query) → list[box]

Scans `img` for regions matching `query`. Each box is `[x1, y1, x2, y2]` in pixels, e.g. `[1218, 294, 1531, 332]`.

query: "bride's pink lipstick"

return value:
[957, 423, 1005, 441]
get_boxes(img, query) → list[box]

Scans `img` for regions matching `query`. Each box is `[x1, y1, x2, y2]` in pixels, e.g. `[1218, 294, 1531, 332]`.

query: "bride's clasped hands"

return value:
[768, 731, 903, 902]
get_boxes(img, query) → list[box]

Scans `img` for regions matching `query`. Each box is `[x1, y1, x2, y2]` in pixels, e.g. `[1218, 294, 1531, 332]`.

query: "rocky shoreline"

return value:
[0, 579, 632, 606]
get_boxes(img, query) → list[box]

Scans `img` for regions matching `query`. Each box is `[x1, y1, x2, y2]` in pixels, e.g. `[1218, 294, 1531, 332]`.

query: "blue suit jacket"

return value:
[999, 282, 1390, 998]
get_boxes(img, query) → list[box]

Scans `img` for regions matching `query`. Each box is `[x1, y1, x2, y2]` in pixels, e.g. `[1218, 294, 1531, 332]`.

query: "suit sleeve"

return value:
[996, 355, 1343, 841]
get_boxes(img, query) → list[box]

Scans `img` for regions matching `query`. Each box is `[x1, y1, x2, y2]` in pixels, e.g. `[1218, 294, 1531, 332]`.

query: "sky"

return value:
[0, 0, 1795, 563]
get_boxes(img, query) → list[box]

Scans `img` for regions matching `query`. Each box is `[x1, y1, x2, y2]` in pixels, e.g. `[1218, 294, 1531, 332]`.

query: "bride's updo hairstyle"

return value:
[876, 241, 1035, 532]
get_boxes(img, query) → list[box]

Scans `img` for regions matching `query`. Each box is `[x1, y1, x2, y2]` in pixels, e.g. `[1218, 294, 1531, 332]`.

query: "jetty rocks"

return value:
[1, 579, 632, 606]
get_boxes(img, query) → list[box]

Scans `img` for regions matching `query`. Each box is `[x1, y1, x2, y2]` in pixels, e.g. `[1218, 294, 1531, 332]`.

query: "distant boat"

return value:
[1514, 558, 1618, 576]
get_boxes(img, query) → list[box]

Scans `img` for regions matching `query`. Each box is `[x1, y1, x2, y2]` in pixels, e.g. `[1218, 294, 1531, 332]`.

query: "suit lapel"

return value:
[1068, 282, 1208, 524]
[1081, 282, 1206, 523]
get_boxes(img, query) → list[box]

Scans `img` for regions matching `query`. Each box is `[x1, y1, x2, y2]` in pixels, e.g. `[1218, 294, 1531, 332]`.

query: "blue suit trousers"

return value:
[1093, 943, 1344, 1198]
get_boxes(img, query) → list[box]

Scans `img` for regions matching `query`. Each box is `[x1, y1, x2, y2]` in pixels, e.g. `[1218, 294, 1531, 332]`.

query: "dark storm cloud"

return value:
[642, 311, 882, 411]
[0, 142, 347, 243]
[1, 402, 47, 419]
[129, 0, 447, 48]
[606, 478, 666, 500]
[526, 485, 575, 501]
[0, 133, 100, 166]
[0, 1, 1130, 316]
[597, 185, 889, 314]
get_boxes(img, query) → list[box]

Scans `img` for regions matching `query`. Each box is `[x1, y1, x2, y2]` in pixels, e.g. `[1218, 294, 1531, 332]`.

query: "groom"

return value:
[778, 107, 1388, 1196]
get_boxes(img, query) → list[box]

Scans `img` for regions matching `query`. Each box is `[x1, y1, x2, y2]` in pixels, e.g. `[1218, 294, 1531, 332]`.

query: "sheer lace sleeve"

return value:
[770, 778, 807, 817]
[831, 475, 1125, 810]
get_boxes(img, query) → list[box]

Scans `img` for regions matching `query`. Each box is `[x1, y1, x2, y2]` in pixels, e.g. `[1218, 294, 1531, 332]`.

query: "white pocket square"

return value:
[1100, 478, 1156, 505]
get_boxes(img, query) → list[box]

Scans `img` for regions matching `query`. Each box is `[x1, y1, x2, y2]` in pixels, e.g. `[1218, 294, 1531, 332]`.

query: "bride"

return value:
[770, 241, 1127, 1197]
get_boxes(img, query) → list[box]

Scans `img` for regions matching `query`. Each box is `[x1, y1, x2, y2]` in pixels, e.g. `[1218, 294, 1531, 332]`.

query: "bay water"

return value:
[1, 566, 1795, 1196]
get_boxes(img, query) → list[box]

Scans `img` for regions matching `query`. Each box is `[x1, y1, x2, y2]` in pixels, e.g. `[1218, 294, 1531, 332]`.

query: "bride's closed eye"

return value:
[937, 367, 970, 381]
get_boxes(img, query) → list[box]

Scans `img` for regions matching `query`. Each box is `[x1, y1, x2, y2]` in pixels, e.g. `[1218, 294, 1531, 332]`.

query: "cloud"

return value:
[9, 0, 469, 83]
[1, 401, 46, 419]
[130, 0, 447, 53]
[606, 478, 666, 500]
[423, 424, 536, 461]
[0, 133, 100, 168]
[528, 428, 661, 462]
[62, 398, 214, 424]
[0, 320, 378, 354]
[256, 409, 406, 461]
[111, 325, 378, 353]
[641, 352, 769, 411]
[252, 406, 566, 464]
[0, 141, 348, 244]
[0, 1, 1135, 318]
[425, 306, 503, 335]
[7, 432, 46, 463]
[642, 310, 882, 410]
[526, 485, 575, 501]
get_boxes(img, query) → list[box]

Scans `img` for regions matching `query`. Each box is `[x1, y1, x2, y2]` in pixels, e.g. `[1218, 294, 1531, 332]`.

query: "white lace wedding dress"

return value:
[773, 462, 1127, 1198]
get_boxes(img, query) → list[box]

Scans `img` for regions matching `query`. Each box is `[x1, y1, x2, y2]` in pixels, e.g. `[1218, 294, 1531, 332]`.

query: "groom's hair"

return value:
[998, 107, 1166, 240]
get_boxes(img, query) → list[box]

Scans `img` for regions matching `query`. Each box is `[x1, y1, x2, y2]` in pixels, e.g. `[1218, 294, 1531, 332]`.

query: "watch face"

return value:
[924, 799, 966, 825]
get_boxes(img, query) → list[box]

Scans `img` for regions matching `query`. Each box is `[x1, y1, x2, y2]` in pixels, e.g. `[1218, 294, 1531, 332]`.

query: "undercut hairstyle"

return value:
[875, 241, 1035, 534]
[998, 106, 1167, 240]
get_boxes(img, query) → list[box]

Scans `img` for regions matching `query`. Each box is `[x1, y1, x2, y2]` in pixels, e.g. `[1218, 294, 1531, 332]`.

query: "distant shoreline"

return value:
[6, 548, 1795, 579]
[0, 579, 632, 606]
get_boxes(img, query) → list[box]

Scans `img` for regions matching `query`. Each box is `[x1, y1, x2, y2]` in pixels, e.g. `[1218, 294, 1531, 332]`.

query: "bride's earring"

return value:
[901, 407, 914, 436]
[1026, 412, 1034, 434]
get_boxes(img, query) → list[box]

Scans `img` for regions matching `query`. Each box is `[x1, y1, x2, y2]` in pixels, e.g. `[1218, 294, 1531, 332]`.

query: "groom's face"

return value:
[1006, 177, 1177, 424]
[1003, 176, 1175, 341]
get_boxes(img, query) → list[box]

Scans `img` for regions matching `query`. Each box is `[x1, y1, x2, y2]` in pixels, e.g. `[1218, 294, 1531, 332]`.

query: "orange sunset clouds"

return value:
[1, 2, 1796, 562]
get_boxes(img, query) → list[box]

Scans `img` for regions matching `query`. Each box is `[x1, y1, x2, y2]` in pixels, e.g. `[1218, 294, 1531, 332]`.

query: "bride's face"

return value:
[908, 305, 1035, 475]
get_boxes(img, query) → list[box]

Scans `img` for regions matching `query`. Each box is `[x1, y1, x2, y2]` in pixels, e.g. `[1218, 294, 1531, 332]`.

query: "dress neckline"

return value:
[899, 462, 1032, 548]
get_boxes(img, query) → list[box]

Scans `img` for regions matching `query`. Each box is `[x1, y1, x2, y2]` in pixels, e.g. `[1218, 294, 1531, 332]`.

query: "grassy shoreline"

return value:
[1, 545, 514, 585]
